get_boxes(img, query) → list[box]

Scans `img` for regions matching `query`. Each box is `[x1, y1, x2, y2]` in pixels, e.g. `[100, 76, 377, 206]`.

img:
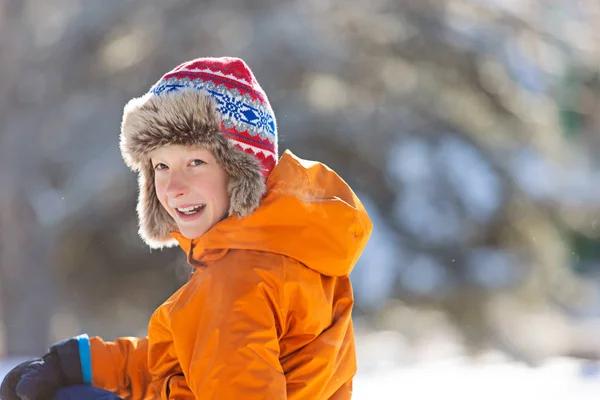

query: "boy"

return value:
[1, 57, 372, 399]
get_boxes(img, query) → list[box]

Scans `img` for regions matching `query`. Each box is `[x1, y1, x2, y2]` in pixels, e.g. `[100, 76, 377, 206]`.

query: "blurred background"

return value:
[1, 0, 600, 398]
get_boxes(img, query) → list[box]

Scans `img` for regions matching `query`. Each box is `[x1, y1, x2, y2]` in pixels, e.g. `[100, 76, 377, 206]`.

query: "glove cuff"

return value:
[49, 334, 91, 385]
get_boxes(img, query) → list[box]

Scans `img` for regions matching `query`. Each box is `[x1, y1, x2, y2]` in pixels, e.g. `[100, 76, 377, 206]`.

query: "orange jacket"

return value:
[88, 150, 372, 399]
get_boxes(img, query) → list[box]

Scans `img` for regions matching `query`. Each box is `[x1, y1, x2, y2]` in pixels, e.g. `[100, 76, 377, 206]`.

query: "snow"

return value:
[351, 331, 600, 399]
[353, 358, 600, 399]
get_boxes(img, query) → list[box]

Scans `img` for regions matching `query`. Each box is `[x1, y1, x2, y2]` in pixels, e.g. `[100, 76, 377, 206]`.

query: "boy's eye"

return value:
[190, 159, 206, 166]
[154, 163, 168, 170]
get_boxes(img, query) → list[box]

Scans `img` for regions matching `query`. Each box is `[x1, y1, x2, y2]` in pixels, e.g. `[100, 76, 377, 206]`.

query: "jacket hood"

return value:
[172, 150, 372, 277]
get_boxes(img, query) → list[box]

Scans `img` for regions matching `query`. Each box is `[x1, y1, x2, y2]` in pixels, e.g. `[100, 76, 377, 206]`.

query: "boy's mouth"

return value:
[176, 204, 206, 216]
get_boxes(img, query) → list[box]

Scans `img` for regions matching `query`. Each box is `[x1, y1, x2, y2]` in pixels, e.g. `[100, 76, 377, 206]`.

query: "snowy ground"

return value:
[353, 357, 600, 399]
[352, 331, 600, 399]
[2, 352, 600, 399]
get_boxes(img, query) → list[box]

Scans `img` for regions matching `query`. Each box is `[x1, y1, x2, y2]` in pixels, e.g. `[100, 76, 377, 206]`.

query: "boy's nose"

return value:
[165, 172, 188, 198]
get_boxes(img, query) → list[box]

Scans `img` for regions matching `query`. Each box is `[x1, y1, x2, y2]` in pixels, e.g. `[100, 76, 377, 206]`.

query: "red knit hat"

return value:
[119, 57, 278, 248]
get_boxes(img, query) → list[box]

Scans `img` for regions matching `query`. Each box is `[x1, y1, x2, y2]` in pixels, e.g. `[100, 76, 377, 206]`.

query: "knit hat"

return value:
[119, 57, 278, 248]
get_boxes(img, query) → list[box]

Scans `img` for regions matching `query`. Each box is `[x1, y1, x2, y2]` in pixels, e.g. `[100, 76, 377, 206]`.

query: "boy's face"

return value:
[151, 144, 230, 239]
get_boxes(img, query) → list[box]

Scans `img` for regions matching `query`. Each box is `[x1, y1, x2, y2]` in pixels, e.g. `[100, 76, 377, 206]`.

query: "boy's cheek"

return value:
[154, 183, 167, 203]
[155, 190, 172, 215]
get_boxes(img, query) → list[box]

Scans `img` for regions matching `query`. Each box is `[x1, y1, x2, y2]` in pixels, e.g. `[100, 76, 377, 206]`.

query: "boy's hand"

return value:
[1, 354, 66, 400]
[1, 359, 33, 400]
[1, 336, 86, 400]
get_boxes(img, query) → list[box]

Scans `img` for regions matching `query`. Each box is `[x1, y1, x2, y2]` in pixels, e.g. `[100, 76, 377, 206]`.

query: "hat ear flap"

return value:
[219, 146, 267, 218]
[137, 161, 178, 248]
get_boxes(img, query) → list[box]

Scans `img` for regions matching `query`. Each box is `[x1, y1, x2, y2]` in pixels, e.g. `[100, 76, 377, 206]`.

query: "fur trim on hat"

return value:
[120, 89, 266, 248]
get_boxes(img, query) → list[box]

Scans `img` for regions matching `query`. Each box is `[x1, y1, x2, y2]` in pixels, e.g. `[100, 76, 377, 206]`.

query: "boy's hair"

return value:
[119, 57, 278, 248]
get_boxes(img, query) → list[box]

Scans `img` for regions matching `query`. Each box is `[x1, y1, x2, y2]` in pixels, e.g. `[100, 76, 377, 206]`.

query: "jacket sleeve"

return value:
[157, 252, 287, 399]
[88, 336, 156, 399]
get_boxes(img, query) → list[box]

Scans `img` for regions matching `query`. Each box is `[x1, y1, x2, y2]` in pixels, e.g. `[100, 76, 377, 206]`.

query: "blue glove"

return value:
[53, 385, 123, 400]
[1, 335, 93, 400]
[1, 359, 32, 400]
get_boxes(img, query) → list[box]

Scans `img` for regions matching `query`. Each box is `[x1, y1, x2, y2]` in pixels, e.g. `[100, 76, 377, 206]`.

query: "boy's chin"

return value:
[177, 223, 213, 240]
[175, 211, 229, 240]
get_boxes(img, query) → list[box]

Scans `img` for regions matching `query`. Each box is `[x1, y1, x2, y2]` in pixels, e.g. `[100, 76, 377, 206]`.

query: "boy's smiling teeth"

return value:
[177, 205, 205, 214]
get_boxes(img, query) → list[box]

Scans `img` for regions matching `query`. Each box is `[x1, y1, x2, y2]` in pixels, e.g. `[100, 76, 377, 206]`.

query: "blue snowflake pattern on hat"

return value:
[150, 78, 276, 143]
